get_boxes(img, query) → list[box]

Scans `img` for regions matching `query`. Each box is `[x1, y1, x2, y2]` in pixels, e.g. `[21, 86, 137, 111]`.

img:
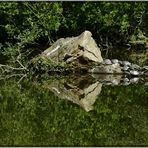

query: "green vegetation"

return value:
[0, 77, 147, 146]
[0, 3, 148, 146]
[0, 2, 148, 69]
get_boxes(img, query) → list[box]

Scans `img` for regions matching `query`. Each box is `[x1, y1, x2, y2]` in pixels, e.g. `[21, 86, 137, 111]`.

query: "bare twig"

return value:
[0, 64, 26, 71]
[0, 73, 26, 81]
[16, 60, 27, 70]
[17, 74, 27, 84]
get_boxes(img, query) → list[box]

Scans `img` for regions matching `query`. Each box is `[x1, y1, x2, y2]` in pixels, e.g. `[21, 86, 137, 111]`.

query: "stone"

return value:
[32, 30, 147, 76]
[42, 31, 103, 65]
[102, 59, 112, 65]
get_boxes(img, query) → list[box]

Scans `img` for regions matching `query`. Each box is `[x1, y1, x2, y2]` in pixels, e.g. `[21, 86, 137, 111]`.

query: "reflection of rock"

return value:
[43, 31, 103, 65]
[81, 82, 102, 111]
[43, 74, 147, 112]
[45, 75, 102, 112]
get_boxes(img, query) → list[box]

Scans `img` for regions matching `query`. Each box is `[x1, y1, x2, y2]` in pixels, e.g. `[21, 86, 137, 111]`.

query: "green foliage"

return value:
[0, 2, 62, 43]
[0, 2, 63, 65]
[60, 2, 146, 45]
[28, 55, 67, 74]
[0, 2, 147, 67]
[28, 56, 56, 73]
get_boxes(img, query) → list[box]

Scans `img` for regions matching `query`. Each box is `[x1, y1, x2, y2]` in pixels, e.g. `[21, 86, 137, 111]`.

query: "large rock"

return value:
[42, 31, 103, 65]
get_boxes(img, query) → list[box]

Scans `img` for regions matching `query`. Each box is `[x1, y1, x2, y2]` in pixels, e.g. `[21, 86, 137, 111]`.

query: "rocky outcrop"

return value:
[32, 30, 148, 76]
[42, 31, 103, 65]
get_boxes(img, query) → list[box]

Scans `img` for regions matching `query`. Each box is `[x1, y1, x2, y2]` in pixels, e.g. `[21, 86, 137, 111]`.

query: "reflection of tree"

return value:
[93, 85, 148, 145]
[0, 78, 147, 146]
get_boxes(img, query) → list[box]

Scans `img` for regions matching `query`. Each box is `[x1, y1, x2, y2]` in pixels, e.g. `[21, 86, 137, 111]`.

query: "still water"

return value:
[0, 74, 148, 146]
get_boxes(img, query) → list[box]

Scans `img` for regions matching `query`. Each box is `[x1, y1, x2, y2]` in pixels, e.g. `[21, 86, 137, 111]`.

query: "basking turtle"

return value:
[111, 59, 119, 64]
[122, 61, 131, 66]
[143, 66, 148, 70]
[123, 78, 130, 82]
[111, 79, 119, 85]
[130, 70, 140, 76]
[119, 60, 123, 65]
[130, 77, 139, 83]
[122, 66, 130, 71]
[144, 71, 148, 76]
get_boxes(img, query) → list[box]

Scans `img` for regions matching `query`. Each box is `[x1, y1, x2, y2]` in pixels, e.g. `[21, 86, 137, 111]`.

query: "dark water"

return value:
[0, 74, 148, 146]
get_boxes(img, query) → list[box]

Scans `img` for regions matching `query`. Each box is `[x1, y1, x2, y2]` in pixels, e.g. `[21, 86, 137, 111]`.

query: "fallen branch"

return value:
[0, 64, 27, 71]
[0, 73, 26, 81]
[0, 63, 28, 75]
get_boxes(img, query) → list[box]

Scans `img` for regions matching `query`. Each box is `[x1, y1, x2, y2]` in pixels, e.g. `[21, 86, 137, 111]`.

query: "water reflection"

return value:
[46, 75, 102, 112]
[0, 74, 148, 146]
[43, 74, 147, 112]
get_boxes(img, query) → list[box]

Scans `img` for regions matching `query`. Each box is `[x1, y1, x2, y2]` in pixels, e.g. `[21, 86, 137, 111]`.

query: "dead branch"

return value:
[0, 63, 28, 75]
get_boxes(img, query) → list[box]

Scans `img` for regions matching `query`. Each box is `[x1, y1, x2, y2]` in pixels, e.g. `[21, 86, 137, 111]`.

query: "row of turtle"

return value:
[101, 59, 148, 76]
[100, 77, 148, 86]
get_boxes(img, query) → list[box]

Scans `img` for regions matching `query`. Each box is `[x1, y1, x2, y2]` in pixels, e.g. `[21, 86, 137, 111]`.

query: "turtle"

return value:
[143, 66, 148, 70]
[130, 77, 139, 83]
[130, 70, 140, 76]
[118, 60, 123, 65]
[111, 59, 119, 64]
[122, 61, 131, 66]
[102, 59, 112, 65]
[111, 79, 119, 85]
[144, 71, 148, 76]
[122, 65, 130, 71]
[123, 78, 130, 82]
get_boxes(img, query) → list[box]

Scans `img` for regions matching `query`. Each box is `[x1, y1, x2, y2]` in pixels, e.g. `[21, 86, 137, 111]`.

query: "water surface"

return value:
[0, 74, 148, 146]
